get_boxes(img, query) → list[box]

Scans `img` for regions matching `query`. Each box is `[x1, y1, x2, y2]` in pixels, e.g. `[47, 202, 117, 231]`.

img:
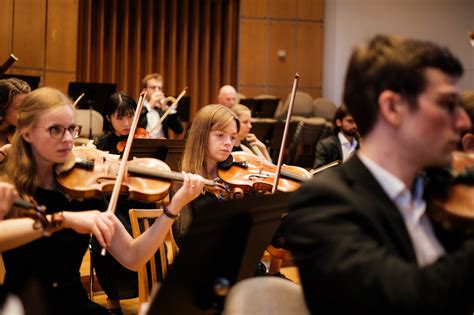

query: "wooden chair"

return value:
[129, 209, 178, 306]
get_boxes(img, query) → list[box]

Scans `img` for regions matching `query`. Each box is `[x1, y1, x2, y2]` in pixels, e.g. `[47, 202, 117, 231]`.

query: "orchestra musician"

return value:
[139, 73, 183, 139]
[93, 91, 154, 314]
[173, 104, 239, 246]
[217, 85, 238, 108]
[230, 104, 272, 161]
[0, 87, 206, 315]
[313, 104, 359, 169]
[0, 78, 30, 160]
[285, 34, 474, 314]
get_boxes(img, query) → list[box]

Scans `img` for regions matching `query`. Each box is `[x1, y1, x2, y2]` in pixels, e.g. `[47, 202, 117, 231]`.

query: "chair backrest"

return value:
[312, 97, 337, 121]
[129, 209, 178, 305]
[76, 109, 104, 138]
[222, 277, 310, 315]
[274, 91, 314, 120]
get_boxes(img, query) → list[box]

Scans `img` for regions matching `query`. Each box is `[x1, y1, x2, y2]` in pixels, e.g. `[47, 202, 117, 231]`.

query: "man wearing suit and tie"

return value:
[286, 35, 474, 314]
[313, 104, 359, 169]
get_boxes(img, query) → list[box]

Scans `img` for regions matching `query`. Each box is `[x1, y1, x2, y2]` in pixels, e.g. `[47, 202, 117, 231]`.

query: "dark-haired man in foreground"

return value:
[286, 34, 473, 314]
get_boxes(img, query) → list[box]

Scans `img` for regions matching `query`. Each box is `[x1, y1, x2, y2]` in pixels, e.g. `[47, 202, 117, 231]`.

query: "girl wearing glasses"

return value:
[0, 87, 206, 315]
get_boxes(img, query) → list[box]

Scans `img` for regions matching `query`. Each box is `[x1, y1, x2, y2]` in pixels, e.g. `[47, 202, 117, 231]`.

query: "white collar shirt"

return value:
[144, 100, 165, 138]
[358, 153, 446, 266]
[338, 132, 358, 162]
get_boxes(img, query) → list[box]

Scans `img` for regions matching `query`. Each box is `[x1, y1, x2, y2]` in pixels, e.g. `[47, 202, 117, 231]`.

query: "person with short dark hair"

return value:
[313, 104, 359, 169]
[285, 35, 473, 314]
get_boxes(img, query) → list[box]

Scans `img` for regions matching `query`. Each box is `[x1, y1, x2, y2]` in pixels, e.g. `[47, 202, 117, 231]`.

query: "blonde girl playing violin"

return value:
[230, 104, 272, 162]
[0, 87, 206, 315]
[173, 104, 240, 244]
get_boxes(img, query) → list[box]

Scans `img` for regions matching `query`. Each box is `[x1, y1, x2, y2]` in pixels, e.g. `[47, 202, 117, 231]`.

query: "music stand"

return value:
[239, 98, 260, 117]
[0, 74, 40, 90]
[258, 98, 280, 118]
[129, 138, 186, 172]
[67, 82, 116, 137]
[147, 192, 290, 315]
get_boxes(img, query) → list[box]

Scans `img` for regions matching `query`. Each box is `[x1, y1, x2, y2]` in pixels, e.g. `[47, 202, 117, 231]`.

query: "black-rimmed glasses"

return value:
[37, 125, 82, 140]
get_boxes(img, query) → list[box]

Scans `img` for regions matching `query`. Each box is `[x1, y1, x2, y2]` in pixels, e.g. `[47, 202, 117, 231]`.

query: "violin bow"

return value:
[0, 54, 18, 75]
[271, 73, 300, 194]
[101, 91, 147, 255]
[147, 87, 187, 138]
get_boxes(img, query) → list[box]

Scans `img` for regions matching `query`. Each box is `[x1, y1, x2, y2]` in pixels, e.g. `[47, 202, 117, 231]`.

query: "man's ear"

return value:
[378, 90, 404, 127]
[336, 119, 343, 127]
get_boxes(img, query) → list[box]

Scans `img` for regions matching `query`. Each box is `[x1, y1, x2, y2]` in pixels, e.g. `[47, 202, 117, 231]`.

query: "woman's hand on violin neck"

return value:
[63, 210, 115, 248]
[168, 172, 207, 212]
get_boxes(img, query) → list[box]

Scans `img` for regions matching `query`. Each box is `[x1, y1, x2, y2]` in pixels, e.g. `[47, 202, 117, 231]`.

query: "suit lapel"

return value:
[342, 156, 417, 261]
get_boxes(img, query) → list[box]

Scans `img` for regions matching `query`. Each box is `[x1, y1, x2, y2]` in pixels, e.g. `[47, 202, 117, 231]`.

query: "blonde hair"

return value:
[181, 105, 239, 178]
[230, 104, 251, 118]
[142, 73, 163, 88]
[0, 78, 31, 124]
[0, 87, 74, 201]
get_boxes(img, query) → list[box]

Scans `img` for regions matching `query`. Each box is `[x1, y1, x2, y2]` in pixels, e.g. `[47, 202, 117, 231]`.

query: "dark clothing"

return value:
[286, 155, 474, 315]
[2, 188, 107, 315]
[94, 132, 126, 155]
[138, 107, 183, 138]
[172, 187, 219, 248]
[313, 134, 342, 169]
[92, 134, 159, 299]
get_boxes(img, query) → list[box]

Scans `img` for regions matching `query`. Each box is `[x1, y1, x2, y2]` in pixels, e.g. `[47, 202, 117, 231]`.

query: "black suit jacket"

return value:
[139, 107, 183, 138]
[313, 135, 343, 169]
[286, 155, 474, 315]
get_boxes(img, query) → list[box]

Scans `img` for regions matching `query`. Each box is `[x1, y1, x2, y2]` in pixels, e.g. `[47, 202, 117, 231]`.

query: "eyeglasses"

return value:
[37, 125, 82, 140]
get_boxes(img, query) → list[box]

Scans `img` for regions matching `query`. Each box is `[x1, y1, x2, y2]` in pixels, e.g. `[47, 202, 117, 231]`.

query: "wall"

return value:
[0, 0, 78, 93]
[324, 0, 474, 105]
[238, 0, 324, 102]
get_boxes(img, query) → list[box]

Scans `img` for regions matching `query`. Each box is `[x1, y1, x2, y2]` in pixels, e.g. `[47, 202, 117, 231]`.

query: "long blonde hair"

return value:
[181, 105, 239, 178]
[0, 87, 74, 199]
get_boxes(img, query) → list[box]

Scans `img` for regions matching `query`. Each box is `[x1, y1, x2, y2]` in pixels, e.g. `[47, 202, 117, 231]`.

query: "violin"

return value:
[12, 198, 63, 236]
[217, 151, 311, 194]
[116, 127, 150, 153]
[56, 146, 225, 203]
[427, 151, 474, 230]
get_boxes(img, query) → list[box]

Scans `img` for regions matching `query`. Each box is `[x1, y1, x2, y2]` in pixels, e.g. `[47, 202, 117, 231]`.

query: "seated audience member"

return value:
[217, 85, 238, 108]
[313, 104, 359, 169]
[139, 73, 183, 138]
[285, 34, 473, 314]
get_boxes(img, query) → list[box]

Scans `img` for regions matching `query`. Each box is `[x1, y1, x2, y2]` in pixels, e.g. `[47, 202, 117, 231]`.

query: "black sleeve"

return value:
[285, 178, 474, 315]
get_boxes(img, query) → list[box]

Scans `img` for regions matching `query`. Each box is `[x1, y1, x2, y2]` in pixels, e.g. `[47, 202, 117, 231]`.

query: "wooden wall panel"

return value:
[239, 1, 324, 101]
[239, 86, 268, 99]
[268, 22, 296, 86]
[46, 0, 78, 72]
[44, 72, 76, 92]
[270, 0, 297, 19]
[239, 19, 266, 85]
[0, 0, 14, 64]
[13, 0, 46, 69]
[297, 23, 323, 88]
[297, 0, 324, 20]
[241, 0, 268, 18]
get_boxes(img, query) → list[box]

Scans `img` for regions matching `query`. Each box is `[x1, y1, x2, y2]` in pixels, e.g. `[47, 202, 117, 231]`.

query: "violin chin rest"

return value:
[55, 152, 76, 174]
